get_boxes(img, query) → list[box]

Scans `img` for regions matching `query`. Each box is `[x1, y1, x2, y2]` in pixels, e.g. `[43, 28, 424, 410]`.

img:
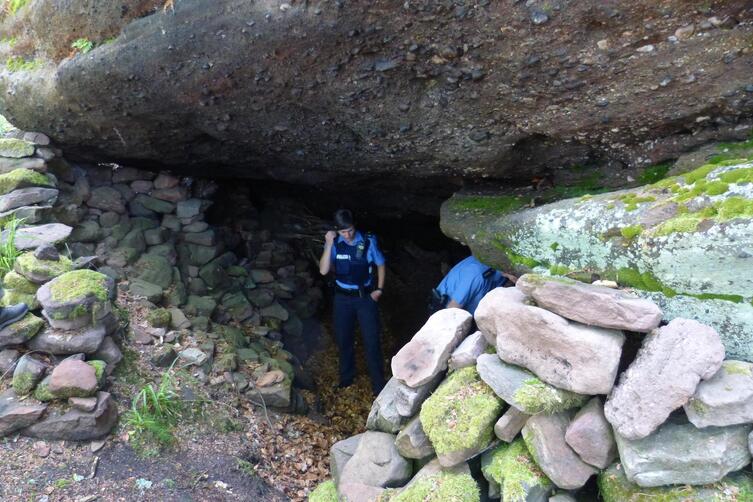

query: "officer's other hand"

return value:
[325, 230, 336, 244]
[502, 272, 518, 284]
[370, 290, 382, 302]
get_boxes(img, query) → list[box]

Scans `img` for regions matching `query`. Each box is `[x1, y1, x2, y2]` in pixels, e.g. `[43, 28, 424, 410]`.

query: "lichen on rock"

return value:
[14, 251, 72, 283]
[513, 378, 588, 415]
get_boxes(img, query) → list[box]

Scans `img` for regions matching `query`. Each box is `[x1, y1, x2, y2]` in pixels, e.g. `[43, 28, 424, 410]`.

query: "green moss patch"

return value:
[15, 252, 72, 281]
[0, 168, 51, 193]
[617, 193, 656, 211]
[391, 471, 480, 502]
[308, 479, 338, 502]
[33, 378, 54, 402]
[3, 270, 39, 293]
[619, 225, 643, 241]
[0, 312, 43, 339]
[493, 240, 542, 269]
[638, 163, 671, 184]
[722, 361, 753, 377]
[49, 269, 110, 303]
[88, 360, 107, 385]
[419, 366, 503, 459]
[513, 378, 588, 415]
[447, 194, 527, 215]
[598, 463, 753, 502]
[482, 439, 552, 502]
[12, 371, 37, 395]
[5, 56, 42, 72]
[146, 308, 171, 328]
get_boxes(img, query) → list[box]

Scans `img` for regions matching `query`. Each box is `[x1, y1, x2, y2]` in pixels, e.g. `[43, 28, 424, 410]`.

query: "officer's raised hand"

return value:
[325, 230, 336, 244]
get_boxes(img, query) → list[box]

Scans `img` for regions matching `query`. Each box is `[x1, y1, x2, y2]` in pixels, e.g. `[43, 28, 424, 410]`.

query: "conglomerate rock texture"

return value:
[0, 1, 752, 208]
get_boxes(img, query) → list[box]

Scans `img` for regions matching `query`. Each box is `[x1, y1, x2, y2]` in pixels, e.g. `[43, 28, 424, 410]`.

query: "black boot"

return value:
[0, 303, 28, 331]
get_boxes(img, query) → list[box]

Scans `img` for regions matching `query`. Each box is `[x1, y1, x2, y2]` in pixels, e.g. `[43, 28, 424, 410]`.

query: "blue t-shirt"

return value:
[331, 231, 386, 289]
[436, 256, 507, 315]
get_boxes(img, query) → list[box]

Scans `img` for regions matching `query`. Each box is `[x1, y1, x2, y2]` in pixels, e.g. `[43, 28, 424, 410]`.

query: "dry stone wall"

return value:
[313, 273, 753, 502]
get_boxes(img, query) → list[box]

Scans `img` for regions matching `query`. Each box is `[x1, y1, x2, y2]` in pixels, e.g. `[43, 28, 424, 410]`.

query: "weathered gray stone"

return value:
[0, 348, 20, 374]
[0, 204, 51, 225]
[143, 227, 169, 245]
[27, 322, 108, 355]
[220, 291, 253, 322]
[0, 313, 44, 347]
[392, 308, 472, 387]
[0, 389, 47, 436]
[494, 407, 530, 442]
[339, 431, 412, 488]
[176, 198, 203, 219]
[394, 371, 444, 418]
[448, 330, 488, 370]
[132, 194, 174, 214]
[169, 307, 191, 330]
[0, 157, 45, 173]
[564, 398, 617, 469]
[330, 433, 363, 486]
[0, 187, 58, 212]
[260, 302, 288, 321]
[132, 253, 173, 288]
[128, 279, 163, 303]
[9, 223, 72, 250]
[12, 354, 47, 395]
[337, 482, 384, 502]
[685, 360, 753, 428]
[246, 288, 274, 308]
[92, 336, 122, 375]
[70, 220, 102, 243]
[523, 412, 597, 490]
[615, 421, 752, 487]
[87, 186, 125, 213]
[69, 396, 98, 412]
[366, 377, 409, 433]
[182, 221, 209, 233]
[184, 229, 215, 246]
[516, 274, 663, 332]
[153, 173, 180, 189]
[178, 348, 208, 366]
[250, 269, 275, 284]
[477, 354, 588, 415]
[198, 259, 229, 289]
[395, 415, 435, 460]
[23, 391, 118, 440]
[477, 287, 624, 395]
[605, 318, 725, 440]
[186, 295, 216, 317]
[151, 186, 188, 202]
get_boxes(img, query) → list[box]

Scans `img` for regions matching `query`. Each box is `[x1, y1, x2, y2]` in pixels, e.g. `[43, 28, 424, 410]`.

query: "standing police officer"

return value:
[319, 209, 386, 395]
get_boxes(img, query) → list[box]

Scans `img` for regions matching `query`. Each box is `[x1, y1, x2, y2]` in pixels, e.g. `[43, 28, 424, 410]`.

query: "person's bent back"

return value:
[430, 256, 509, 315]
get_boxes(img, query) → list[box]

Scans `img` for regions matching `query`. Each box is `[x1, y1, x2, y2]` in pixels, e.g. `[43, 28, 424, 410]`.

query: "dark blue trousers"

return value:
[334, 293, 386, 394]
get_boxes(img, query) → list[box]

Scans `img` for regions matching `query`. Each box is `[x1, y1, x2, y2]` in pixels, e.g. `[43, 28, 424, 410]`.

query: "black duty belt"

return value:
[335, 285, 371, 297]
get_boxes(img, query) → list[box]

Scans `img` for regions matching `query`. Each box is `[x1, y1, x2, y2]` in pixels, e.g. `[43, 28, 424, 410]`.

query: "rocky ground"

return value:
[0, 286, 377, 501]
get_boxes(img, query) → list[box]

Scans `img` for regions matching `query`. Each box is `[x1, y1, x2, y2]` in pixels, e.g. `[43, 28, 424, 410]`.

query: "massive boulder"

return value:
[443, 157, 753, 360]
[1, 1, 752, 213]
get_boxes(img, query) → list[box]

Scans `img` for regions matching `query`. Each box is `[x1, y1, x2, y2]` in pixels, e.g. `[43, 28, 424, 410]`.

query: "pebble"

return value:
[636, 45, 654, 53]
[33, 441, 51, 458]
[597, 39, 609, 51]
[530, 11, 549, 25]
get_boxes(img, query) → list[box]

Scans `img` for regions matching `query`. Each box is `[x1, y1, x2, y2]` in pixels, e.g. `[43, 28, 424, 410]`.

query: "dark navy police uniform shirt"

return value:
[330, 231, 386, 290]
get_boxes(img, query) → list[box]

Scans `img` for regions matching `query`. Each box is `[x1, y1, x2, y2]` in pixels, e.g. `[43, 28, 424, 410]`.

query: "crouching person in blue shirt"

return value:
[429, 255, 516, 316]
[319, 209, 386, 395]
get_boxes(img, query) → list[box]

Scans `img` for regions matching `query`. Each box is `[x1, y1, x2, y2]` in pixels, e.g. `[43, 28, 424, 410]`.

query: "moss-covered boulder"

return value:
[0, 167, 52, 194]
[598, 463, 753, 502]
[308, 479, 338, 502]
[390, 471, 480, 502]
[441, 157, 753, 361]
[146, 308, 171, 328]
[3, 270, 40, 294]
[0, 313, 44, 347]
[1, 289, 40, 310]
[0, 139, 35, 159]
[37, 270, 114, 328]
[419, 366, 504, 467]
[481, 438, 553, 502]
[14, 252, 72, 284]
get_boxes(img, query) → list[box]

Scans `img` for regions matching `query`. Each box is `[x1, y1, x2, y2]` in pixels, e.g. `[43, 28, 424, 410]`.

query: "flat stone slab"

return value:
[367, 373, 443, 433]
[523, 412, 598, 490]
[339, 431, 412, 488]
[0, 389, 47, 436]
[605, 318, 725, 440]
[6, 223, 72, 250]
[23, 391, 118, 441]
[391, 308, 472, 387]
[477, 353, 587, 415]
[564, 397, 617, 469]
[615, 421, 752, 487]
[685, 360, 753, 428]
[0, 313, 44, 348]
[476, 287, 625, 395]
[0, 187, 58, 213]
[516, 274, 663, 332]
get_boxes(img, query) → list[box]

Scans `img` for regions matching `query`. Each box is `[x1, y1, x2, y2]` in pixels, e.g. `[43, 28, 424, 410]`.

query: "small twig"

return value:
[247, 383, 273, 430]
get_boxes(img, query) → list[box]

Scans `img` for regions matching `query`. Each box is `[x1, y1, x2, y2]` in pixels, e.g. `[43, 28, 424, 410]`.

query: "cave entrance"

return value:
[206, 178, 467, 416]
